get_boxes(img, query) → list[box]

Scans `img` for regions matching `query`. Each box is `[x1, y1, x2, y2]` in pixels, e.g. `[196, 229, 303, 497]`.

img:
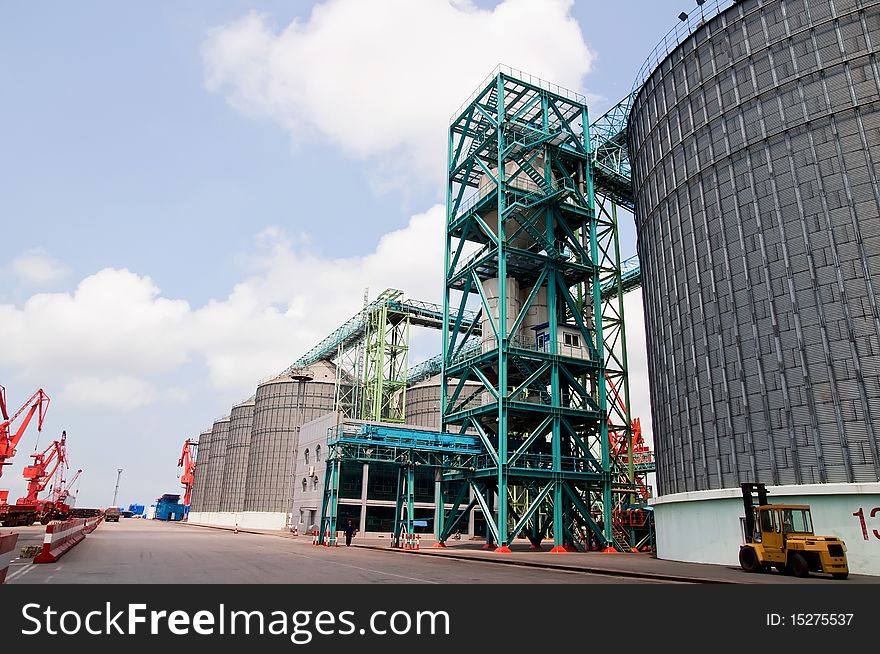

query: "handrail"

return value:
[450, 64, 587, 125]
[632, 0, 735, 94]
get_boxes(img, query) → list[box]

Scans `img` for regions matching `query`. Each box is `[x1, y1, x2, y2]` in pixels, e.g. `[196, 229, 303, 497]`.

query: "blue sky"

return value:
[1, 0, 694, 508]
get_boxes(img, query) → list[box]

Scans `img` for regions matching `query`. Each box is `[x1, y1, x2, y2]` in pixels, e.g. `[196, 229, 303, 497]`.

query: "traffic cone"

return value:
[234, 523, 239, 534]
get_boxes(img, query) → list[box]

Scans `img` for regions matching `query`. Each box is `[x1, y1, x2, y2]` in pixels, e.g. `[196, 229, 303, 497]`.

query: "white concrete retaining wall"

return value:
[651, 483, 880, 575]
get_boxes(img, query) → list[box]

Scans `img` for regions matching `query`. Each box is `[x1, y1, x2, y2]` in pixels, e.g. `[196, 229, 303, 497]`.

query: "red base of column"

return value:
[494, 545, 512, 553]
[432, 542, 447, 548]
[602, 546, 617, 553]
[481, 543, 495, 550]
[550, 546, 567, 553]
[563, 544, 578, 552]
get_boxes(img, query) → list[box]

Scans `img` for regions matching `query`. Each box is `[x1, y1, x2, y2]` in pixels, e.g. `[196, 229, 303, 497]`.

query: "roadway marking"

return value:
[6, 563, 35, 582]
[285, 550, 440, 584]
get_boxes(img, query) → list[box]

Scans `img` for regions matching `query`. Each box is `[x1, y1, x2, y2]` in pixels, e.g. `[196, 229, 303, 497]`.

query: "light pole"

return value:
[112, 468, 123, 508]
[286, 368, 313, 531]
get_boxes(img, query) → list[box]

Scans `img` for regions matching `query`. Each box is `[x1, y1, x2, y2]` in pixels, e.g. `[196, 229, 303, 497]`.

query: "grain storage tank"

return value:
[628, 0, 880, 574]
[188, 428, 213, 521]
[202, 416, 230, 517]
[406, 374, 483, 431]
[219, 396, 255, 519]
[241, 361, 338, 529]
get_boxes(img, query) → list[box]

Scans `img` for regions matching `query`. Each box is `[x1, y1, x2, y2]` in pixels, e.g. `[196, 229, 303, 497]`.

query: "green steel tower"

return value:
[360, 289, 410, 423]
[441, 67, 630, 552]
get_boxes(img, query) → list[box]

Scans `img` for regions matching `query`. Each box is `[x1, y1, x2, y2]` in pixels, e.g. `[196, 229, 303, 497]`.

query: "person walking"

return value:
[343, 519, 357, 547]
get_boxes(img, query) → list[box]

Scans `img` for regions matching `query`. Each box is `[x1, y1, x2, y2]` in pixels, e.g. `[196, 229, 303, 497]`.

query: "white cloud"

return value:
[8, 248, 70, 285]
[0, 268, 192, 377]
[0, 206, 446, 403]
[202, 0, 595, 185]
[59, 378, 192, 410]
[0, 209, 652, 435]
[191, 204, 445, 390]
[623, 289, 653, 450]
[60, 376, 160, 410]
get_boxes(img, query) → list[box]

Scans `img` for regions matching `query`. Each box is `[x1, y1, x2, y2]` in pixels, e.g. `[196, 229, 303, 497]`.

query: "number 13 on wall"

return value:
[853, 508, 880, 541]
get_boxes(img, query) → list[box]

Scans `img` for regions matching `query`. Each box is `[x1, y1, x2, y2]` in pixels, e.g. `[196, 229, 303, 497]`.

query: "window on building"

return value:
[563, 332, 580, 347]
[315, 445, 321, 461]
[304, 449, 310, 465]
[313, 477, 319, 491]
[536, 332, 548, 352]
[302, 478, 307, 493]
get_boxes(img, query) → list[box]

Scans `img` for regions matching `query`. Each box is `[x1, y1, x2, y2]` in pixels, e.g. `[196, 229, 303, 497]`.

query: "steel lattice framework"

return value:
[437, 67, 635, 552]
[283, 289, 479, 423]
[310, 70, 654, 551]
[317, 422, 482, 546]
[360, 290, 410, 423]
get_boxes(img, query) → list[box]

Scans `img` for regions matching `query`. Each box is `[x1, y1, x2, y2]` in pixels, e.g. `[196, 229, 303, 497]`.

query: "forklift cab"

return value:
[751, 505, 814, 551]
[739, 483, 847, 578]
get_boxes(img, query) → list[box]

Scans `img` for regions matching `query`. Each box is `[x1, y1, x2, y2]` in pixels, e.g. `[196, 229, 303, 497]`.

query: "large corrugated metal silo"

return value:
[203, 417, 230, 514]
[189, 428, 213, 516]
[220, 396, 255, 514]
[405, 374, 482, 431]
[628, 0, 880, 574]
[243, 361, 338, 528]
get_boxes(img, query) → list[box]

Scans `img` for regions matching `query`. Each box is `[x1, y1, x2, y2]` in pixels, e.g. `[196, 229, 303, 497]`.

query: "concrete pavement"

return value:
[6, 519, 666, 584]
[7, 519, 877, 584]
[187, 522, 880, 584]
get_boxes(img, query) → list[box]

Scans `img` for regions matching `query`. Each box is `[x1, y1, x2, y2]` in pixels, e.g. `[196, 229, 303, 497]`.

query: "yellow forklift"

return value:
[739, 483, 848, 579]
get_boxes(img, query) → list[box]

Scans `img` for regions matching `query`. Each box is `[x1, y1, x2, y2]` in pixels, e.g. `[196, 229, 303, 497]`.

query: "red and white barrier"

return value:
[83, 514, 104, 534]
[0, 532, 19, 584]
[314, 528, 344, 547]
[34, 519, 86, 564]
[415, 534, 421, 550]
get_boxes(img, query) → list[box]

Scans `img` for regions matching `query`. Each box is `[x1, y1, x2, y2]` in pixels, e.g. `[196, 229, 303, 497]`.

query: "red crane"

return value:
[19, 431, 68, 510]
[53, 467, 82, 507]
[178, 439, 197, 506]
[605, 376, 653, 501]
[0, 385, 51, 479]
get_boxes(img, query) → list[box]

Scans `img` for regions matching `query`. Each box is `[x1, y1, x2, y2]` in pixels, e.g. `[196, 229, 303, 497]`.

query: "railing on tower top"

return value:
[450, 64, 588, 124]
[632, 0, 736, 93]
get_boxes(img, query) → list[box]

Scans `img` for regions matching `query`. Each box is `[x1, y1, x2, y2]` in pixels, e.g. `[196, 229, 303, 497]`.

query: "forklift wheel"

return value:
[789, 553, 810, 578]
[831, 573, 848, 580]
[739, 546, 761, 573]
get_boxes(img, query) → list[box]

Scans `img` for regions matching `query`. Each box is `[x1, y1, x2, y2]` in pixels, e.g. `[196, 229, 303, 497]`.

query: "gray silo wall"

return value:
[203, 418, 230, 512]
[189, 429, 213, 512]
[244, 367, 337, 514]
[406, 376, 483, 431]
[219, 399, 255, 513]
[629, 0, 880, 495]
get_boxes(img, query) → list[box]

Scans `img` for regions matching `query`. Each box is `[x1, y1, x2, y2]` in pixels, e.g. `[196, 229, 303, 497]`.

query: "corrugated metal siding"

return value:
[203, 418, 230, 512]
[406, 376, 482, 431]
[219, 400, 254, 513]
[629, 0, 880, 494]
[244, 364, 338, 513]
[189, 429, 213, 512]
